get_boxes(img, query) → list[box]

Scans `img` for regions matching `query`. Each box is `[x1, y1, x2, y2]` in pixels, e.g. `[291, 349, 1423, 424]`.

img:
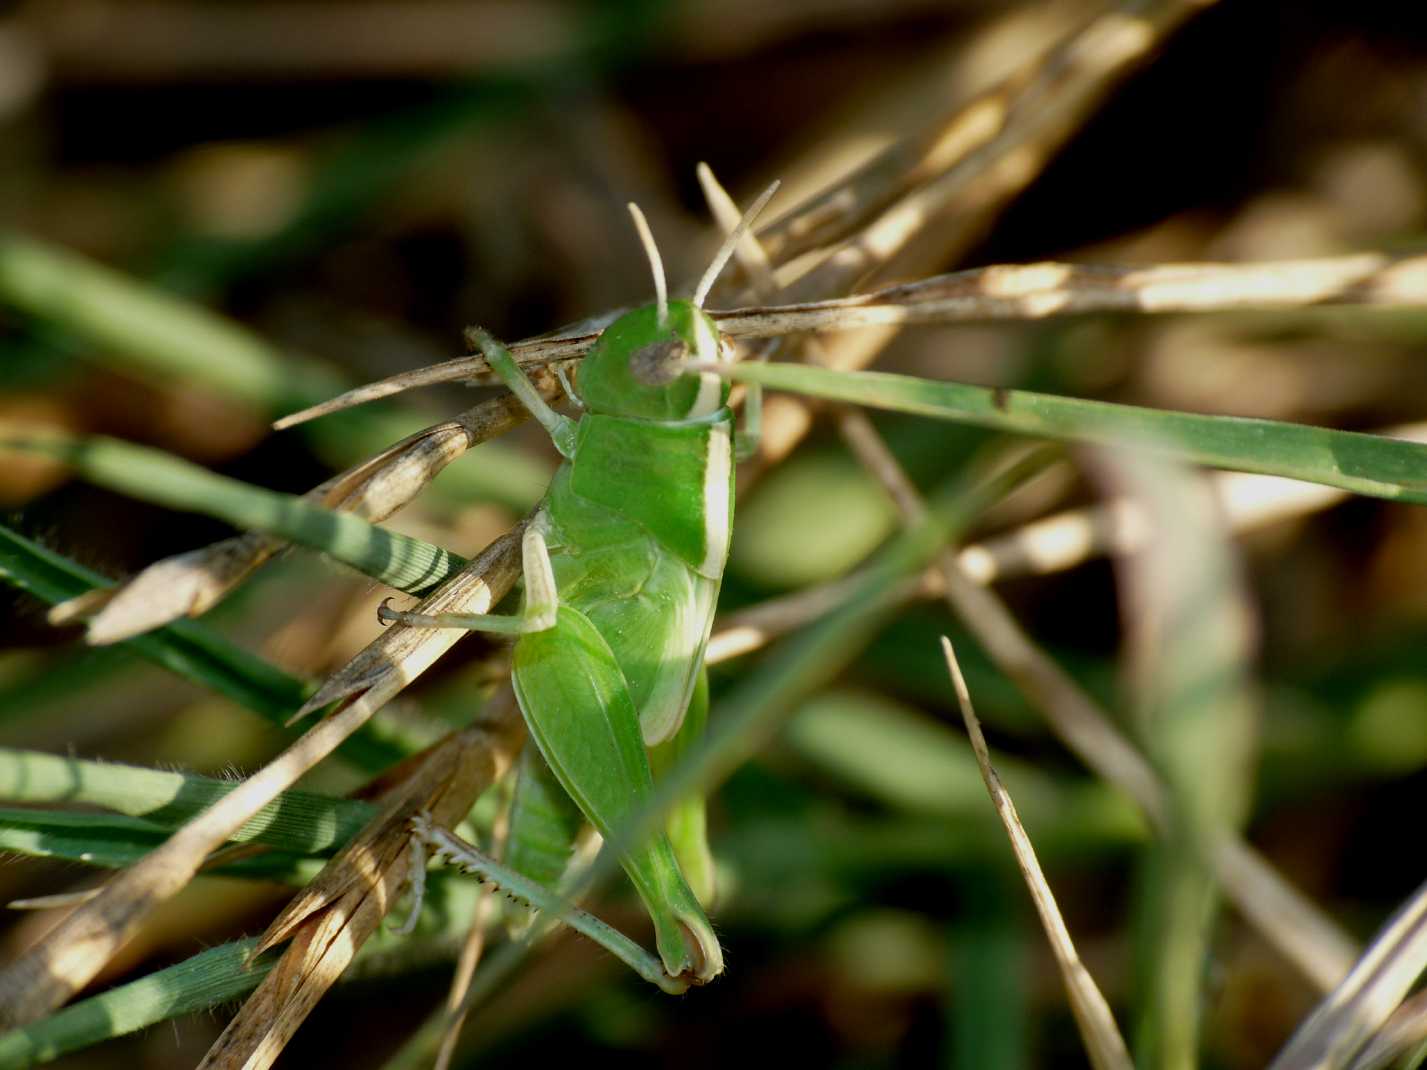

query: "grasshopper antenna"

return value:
[692, 177, 781, 309]
[627, 202, 668, 329]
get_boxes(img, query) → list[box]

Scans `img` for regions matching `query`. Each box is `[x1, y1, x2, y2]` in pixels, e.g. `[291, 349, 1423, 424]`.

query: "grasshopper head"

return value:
[578, 299, 729, 421]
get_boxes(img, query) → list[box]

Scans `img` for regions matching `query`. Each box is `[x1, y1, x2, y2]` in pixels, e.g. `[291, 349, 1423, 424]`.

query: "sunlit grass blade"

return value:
[0, 425, 467, 595]
[0, 938, 276, 1068]
[0, 749, 375, 855]
[714, 361, 1427, 505]
[0, 808, 322, 883]
[0, 523, 408, 770]
[0, 233, 341, 413]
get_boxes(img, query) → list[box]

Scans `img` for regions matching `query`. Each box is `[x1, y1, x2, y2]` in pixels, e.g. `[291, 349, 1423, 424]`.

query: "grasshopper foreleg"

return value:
[378, 523, 558, 634]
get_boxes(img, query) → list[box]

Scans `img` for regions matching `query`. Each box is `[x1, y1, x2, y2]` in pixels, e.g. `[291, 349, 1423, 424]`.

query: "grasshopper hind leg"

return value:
[513, 604, 724, 984]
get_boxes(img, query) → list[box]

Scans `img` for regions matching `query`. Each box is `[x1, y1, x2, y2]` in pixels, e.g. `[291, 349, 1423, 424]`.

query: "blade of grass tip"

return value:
[0, 523, 411, 770]
[934, 534, 1360, 993]
[941, 636, 1134, 1070]
[706, 361, 1427, 507]
[1270, 878, 1427, 1070]
[0, 424, 468, 595]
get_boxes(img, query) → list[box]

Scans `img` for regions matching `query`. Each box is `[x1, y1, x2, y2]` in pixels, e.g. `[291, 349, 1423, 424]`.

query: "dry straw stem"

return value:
[940, 637, 1133, 1070]
[274, 0, 1219, 430]
[0, 529, 525, 1028]
[57, 372, 559, 644]
[716, 252, 1427, 335]
[199, 698, 525, 1070]
[1269, 877, 1427, 1070]
[271, 248, 1427, 430]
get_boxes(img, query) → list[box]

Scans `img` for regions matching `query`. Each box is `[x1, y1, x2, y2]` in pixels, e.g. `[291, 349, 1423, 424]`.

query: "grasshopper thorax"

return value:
[579, 300, 728, 422]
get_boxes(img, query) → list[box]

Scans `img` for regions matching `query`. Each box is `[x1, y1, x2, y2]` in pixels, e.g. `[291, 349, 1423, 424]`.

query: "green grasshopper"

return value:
[383, 185, 780, 989]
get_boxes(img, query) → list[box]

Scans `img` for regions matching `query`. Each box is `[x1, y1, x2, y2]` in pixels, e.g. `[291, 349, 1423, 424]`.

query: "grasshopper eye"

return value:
[629, 337, 691, 387]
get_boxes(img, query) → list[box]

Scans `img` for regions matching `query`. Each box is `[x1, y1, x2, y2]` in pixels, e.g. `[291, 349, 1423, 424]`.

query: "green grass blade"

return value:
[0, 938, 275, 1068]
[721, 362, 1427, 505]
[0, 749, 376, 855]
[0, 234, 342, 414]
[0, 807, 322, 882]
[1113, 452, 1258, 1069]
[0, 427, 467, 595]
[0, 523, 408, 770]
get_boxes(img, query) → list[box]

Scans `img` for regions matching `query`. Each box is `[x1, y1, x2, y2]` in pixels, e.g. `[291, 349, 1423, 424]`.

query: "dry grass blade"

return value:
[1270, 877, 1427, 1070]
[935, 552, 1358, 993]
[199, 701, 525, 1070]
[747, 0, 1220, 270]
[289, 524, 523, 722]
[716, 252, 1427, 335]
[263, 246, 1427, 435]
[58, 377, 556, 644]
[273, 347, 583, 429]
[196, 531, 525, 1068]
[940, 636, 1134, 1070]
